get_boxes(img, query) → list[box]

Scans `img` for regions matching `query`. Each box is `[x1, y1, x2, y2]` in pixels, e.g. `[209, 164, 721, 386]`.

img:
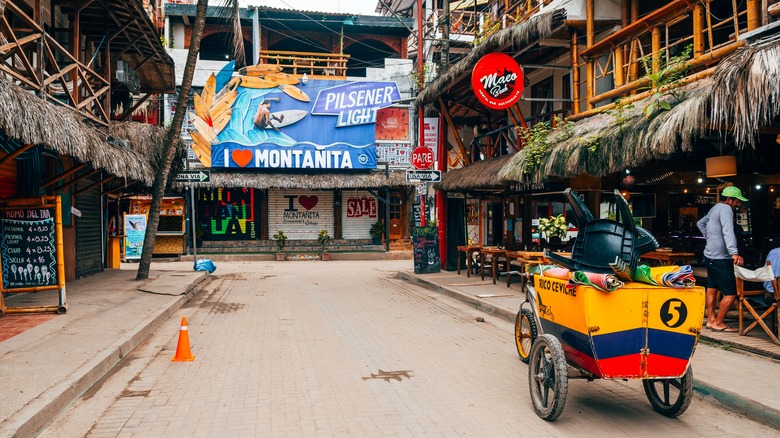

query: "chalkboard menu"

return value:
[0, 207, 58, 290]
[412, 225, 440, 274]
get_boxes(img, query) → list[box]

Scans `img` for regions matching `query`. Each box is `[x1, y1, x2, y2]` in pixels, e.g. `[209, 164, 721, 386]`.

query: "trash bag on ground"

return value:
[194, 258, 217, 273]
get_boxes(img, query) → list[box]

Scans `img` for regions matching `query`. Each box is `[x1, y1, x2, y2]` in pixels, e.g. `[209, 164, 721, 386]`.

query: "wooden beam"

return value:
[51, 169, 100, 193]
[693, 3, 705, 58]
[119, 93, 152, 121]
[747, 0, 761, 31]
[438, 97, 471, 166]
[571, 29, 581, 114]
[74, 175, 115, 196]
[40, 163, 88, 189]
[0, 143, 34, 167]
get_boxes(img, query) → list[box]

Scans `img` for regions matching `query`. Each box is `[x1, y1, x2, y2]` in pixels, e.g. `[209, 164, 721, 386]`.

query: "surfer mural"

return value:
[188, 67, 401, 170]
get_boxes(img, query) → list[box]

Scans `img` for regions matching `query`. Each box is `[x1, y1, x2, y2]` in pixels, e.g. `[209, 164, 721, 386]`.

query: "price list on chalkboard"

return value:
[0, 207, 58, 289]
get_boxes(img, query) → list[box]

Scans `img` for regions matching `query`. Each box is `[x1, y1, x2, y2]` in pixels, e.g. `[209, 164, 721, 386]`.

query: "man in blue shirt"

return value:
[765, 247, 780, 294]
[697, 186, 746, 332]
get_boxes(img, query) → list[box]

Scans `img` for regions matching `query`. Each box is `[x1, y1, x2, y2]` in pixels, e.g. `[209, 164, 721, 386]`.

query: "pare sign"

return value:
[471, 53, 524, 110]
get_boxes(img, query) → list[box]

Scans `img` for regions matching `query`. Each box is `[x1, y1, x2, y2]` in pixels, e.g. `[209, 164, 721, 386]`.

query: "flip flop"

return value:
[709, 326, 737, 332]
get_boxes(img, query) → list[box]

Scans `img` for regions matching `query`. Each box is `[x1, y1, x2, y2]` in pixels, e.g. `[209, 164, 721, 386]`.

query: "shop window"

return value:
[531, 77, 554, 124]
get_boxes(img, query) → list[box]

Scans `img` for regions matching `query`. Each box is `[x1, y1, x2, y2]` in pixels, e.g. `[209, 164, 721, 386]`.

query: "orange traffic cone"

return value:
[172, 316, 195, 362]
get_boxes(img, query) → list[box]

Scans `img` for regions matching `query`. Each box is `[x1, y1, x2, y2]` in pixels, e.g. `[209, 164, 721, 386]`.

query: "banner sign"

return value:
[471, 53, 524, 110]
[206, 79, 400, 170]
[124, 214, 147, 260]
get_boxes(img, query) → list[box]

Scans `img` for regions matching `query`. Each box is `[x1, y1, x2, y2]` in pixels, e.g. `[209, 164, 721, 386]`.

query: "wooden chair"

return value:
[734, 262, 780, 345]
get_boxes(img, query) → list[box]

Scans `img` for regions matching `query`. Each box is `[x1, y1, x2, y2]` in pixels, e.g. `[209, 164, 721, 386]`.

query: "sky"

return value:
[243, 0, 380, 15]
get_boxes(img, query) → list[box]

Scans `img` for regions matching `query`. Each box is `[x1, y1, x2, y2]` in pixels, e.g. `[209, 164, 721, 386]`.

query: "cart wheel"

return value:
[514, 308, 537, 363]
[642, 367, 694, 418]
[528, 334, 568, 421]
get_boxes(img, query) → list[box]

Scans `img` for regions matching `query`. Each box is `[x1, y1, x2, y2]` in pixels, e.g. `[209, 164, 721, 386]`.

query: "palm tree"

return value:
[136, 0, 244, 280]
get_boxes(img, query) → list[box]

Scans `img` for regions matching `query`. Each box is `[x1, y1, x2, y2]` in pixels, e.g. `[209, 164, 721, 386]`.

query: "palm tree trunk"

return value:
[136, 0, 209, 280]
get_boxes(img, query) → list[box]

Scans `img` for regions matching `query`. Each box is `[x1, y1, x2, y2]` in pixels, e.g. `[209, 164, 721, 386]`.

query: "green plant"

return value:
[317, 229, 332, 252]
[369, 220, 384, 238]
[638, 45, 693, 118]
[521, 121, 552, 175]
[272, 230, 288, 252]
[537, 214, 568, 240]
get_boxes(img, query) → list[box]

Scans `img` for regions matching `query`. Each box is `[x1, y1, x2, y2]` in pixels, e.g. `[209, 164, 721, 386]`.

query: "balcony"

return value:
[578, 0, 755, 112]
[257, 50, 350, 80]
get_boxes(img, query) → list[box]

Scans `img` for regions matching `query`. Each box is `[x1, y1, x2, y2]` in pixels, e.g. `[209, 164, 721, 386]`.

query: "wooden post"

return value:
[614, 43, 625, 87]
[651, 26, 661, 73]
[71, 9, 80, 106]
[571, 29, 580, 115]
[586, 0, 594, 110]
[439, 97, 470, 165]
[629, 0, 639, 81]
[693, 3, 705, 59]
[747, 0, 761, 31]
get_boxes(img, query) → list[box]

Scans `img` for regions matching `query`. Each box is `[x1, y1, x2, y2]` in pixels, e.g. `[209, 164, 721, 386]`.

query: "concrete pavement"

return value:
[0, 259, 777, 436]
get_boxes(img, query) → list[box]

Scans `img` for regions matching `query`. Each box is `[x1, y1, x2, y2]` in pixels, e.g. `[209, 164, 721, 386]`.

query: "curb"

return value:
[2, 273, 210, 438]
[397, 271, 780, 430]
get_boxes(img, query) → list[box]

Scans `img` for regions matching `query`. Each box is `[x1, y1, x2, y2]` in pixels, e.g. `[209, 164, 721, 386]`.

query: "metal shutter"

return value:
[341, 190, 377, 239]
[268, 190, 333, 240]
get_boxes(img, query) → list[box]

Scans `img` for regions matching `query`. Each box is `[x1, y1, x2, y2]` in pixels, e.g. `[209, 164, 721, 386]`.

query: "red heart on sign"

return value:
[231, 150, 253, 167]
[299, 196, 318, 210]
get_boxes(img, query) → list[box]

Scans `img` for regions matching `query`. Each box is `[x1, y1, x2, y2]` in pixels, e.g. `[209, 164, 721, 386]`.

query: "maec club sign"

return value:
[471, 53, 524, 110]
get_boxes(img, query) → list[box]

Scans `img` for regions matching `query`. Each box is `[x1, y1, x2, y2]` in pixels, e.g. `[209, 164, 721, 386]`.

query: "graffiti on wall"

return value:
[197, 188, 260, 240]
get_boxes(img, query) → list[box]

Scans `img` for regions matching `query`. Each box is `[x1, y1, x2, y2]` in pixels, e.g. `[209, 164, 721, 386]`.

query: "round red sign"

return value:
[471, 53, 524, 110]
[411, 146, 435, 170]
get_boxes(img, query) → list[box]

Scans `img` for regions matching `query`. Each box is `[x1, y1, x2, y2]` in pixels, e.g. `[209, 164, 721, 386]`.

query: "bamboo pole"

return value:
[585, 41, 743, 107]
[571, 29, 581, 114]
[0, 144, 34, 167]
[651, 26, 661, 73]
[586, 0, 594, 110]
[40, 163, 88, 189]
[747, 0, 761, 31]
[693, 3, 705, 59]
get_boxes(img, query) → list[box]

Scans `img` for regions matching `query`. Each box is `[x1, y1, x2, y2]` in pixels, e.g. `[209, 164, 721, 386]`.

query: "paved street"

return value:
[43, 261, 775, 437]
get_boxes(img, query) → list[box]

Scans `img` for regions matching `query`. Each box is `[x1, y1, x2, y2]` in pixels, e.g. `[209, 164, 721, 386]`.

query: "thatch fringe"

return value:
[416, 9, 566, 107]
[710, 35, 780, 147]
[434, 155, 513, 191]
[500, 80, 713, 185]
[109, 121, 185, 178]
[173, 170, 413, 190]
[0, 73, 168, 186]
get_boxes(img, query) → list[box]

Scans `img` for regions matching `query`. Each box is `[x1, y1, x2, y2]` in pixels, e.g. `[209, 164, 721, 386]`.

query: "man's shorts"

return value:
[703, 256, 737, 296]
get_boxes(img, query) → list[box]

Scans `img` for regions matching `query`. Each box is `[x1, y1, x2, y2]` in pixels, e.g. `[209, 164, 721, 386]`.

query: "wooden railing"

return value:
[0, 1, 110, 126]
[579, 0, 752, 110]
[257, 50, 350, 80]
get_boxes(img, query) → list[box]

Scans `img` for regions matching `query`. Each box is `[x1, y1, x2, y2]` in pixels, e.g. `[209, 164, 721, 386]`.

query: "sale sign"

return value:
[471, 53, 524, 110]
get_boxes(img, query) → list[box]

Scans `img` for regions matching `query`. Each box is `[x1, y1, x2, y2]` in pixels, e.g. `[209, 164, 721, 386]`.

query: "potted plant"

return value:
[317, 229, 332, 260]
[537, 214, 569, 250]
[369, 220, 384, 245]
[272, 230, 288, 261]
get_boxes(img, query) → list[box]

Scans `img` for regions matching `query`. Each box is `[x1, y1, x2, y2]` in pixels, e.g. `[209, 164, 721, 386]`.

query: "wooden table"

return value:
[640, 251, 696, 266]
[456, 245, 482, 277]
[503, 251, 571, 287]
[479, 247, 507, 284]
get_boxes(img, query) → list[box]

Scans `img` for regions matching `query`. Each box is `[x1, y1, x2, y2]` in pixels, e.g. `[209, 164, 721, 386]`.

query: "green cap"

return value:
[721, 186, 747, 202]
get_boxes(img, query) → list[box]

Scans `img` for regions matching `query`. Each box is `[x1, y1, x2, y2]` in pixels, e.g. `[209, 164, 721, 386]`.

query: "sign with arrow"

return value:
[173, 170, 211, 183]
[406, 170, 441, 183]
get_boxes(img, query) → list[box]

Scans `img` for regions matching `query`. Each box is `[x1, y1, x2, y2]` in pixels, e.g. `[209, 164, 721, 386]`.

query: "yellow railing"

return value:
[257, 50, 350, 80]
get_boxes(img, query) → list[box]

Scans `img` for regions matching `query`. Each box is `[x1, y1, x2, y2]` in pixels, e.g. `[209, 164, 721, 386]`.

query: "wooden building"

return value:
[0, 0, 178, 280]
[401, 0, 780, 268]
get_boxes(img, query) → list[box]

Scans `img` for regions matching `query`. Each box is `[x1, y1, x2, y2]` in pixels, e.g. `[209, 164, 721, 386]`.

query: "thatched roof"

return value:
[416, 8, 567, 107]
[501, 31, 780, 184]
[0, 73, 175, 186]
[709, 33, 780, 147]
[172, 170, 414, 190]
[434, 154, 514, 191]
[109, 121, 186, 178]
